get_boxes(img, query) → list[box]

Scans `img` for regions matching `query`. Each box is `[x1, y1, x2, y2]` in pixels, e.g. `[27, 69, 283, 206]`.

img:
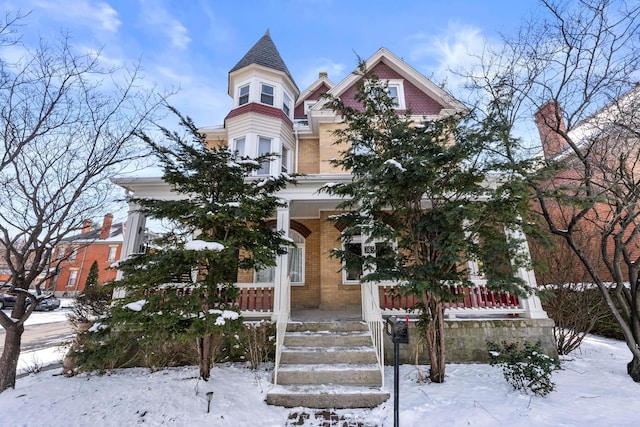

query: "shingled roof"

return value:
[230, 30, 297, 88]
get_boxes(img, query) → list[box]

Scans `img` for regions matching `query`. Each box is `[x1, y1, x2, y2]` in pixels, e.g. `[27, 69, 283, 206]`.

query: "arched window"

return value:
[255, 229, 305, 284]
[288, 229, 305, 284]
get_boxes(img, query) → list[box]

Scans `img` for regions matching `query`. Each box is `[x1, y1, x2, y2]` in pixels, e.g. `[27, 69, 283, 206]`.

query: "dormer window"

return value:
[239, 85, 250, 106]
[283, 93, 291, 116]
[304, 100, 316, 115]
[261, 84, 274, 105]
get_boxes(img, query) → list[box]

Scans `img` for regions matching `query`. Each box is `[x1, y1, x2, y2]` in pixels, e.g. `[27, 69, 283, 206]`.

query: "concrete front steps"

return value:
[266, 321, 389, 409]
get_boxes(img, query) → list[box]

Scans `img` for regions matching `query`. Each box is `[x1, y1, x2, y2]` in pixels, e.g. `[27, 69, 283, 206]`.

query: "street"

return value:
[0, 309, 75, 352]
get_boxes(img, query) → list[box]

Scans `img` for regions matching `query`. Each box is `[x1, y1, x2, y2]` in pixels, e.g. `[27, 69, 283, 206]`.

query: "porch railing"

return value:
[379, 281, 525, 318]
[232, 283, 274, 318]
[362, 282, 385, 388]
[273, 278, 291, 385]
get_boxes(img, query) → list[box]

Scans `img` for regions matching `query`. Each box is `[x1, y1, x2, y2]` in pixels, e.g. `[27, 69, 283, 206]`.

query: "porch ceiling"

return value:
[290, 200, 341, 218]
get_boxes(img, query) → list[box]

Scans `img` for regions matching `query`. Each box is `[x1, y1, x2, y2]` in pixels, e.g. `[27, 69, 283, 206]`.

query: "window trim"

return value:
[303, 100, 316, 115]
[238, 84, 250, 106]
[67, 269, 79, 289]
[283, 92, 291, 116]
[260, 83, 274, 106]
[386, 79, 406, 109]
[256, 136, 272, 175]
[343, 237, 364, 285]
[233, 137, 246, 157]
[253, 229, 305, 285]
[107, 246, 118, 262]
[281, 146, 290, 174]
[342, 236, 397, 284]
[288, 229, 305, 285]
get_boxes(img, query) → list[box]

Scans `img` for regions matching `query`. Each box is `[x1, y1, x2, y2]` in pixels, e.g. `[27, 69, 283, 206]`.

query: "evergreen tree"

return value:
[321, 66, 533, 382]
[84, 261, 99, 290]
[107, 107, 295, 380]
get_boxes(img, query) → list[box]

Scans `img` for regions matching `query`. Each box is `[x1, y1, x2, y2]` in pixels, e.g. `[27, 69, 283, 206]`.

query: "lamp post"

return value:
[206, 391, 213, 413]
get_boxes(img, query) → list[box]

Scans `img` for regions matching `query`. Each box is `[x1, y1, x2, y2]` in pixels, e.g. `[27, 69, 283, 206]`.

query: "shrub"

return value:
[541, 284, 609, 355]
[487, 340, 560, 396]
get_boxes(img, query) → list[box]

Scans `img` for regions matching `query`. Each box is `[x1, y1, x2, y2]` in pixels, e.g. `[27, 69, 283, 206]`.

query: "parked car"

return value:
[0, 291, 61, 311]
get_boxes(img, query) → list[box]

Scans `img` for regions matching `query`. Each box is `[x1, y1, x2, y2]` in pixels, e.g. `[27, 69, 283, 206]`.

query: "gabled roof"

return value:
[230, 30, 295, 83]
[321, 48, 466, 114]
[296, 72, 334, 107]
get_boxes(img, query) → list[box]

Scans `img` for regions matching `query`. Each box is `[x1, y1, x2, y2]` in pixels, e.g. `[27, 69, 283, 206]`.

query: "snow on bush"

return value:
[123, 299, 147, 312]
[184, 240, 224, 251]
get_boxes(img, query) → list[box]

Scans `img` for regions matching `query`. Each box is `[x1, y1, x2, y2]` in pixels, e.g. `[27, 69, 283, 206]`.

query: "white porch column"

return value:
[113, 202, 146, 298]
[272, 203, 290, 321]
[360, 230, 381, 320]
[506, 224, 548, 319]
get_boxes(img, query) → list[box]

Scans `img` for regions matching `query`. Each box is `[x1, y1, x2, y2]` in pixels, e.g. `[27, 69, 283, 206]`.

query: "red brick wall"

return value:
[51, 243, 122, 294]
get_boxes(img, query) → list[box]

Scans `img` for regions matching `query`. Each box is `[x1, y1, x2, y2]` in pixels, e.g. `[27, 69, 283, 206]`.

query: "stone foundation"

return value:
[383, 318, 557, 364]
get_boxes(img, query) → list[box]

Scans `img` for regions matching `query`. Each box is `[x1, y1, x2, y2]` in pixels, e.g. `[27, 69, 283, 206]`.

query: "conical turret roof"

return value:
[230, 30, 296, 87]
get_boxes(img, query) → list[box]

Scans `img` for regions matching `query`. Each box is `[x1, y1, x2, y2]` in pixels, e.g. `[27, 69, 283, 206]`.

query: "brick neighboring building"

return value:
[532, 84, 640, 284]
[49, 213, 124, 296]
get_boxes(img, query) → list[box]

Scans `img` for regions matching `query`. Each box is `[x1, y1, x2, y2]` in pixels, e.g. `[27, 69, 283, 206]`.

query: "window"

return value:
[343, 237, 396, 284]
[386, 80, 405, 109]
[255, 229, 305, 284]
[69, 247, 78, 261]
[260, 84, 274, 105]
[288, 230, 305, 284]
[344, 241, 363, 282]
[233, 137, 245, 157]
[56, 246, 65, 260]
[304, 100, 316, 115]
[283, 93, 291, 116]
[239, 84, 250, 106]
[67, 270, 78, 289]
[107, 246, 117, 262]
[387, 85, 399, 107]
[257, 137, 271, 175]
[255, 266, 275, 283]
[281, 146, 290, 174]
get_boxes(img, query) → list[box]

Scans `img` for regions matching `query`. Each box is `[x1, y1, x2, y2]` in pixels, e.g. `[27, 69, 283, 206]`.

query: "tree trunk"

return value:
[0, 322, 24, 392]
[196, 335, 213, 381]
[423, 292, 446, 383]
[628, 356, 640, 383]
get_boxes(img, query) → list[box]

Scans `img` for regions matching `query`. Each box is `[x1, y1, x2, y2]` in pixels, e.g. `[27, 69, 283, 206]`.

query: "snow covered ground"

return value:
[1, 306, 639, 426]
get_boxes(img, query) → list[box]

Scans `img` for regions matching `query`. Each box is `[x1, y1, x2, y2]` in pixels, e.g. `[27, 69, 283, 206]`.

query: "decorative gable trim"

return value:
[296, 73, 335, 108]
[323, 48, 465, 115]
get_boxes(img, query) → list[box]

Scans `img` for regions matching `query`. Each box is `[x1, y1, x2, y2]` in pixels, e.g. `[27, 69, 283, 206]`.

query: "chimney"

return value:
[100, 213, 113, 239]
[535, 100, 568, 159]
[82, 219, 93, 234]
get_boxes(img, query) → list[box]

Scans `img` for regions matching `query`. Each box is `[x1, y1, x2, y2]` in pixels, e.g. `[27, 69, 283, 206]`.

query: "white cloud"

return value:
[407, 22, 488, 89]
[138, 0, 191, 50]
[34, 0, 121, 32]
[296, 58, 346, 89]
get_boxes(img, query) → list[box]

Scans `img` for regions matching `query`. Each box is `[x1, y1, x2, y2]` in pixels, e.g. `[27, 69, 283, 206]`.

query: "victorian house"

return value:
[114, 31, 553, 408]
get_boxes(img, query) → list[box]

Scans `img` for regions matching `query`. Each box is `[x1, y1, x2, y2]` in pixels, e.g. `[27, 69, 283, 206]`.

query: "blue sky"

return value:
[9, 0, 543, 128]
